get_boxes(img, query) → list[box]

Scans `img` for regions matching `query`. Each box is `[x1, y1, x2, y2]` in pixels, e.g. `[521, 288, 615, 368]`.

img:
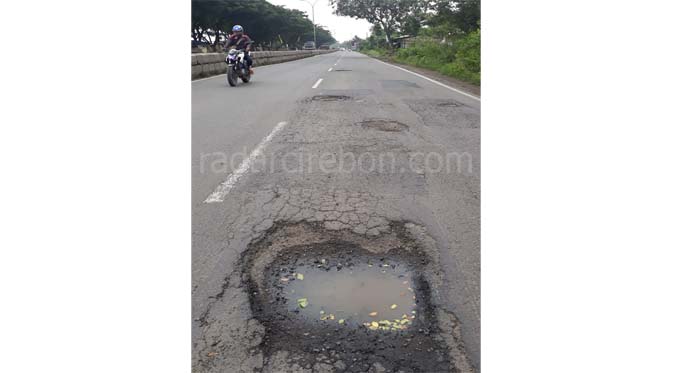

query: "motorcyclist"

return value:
[224, 25, 253, 73]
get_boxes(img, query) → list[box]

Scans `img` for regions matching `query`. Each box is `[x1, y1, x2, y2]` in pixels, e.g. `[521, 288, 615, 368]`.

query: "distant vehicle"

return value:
[340, 47, 346, 51]
[303, 41, 316, 50]
[319, 44, 331, 50]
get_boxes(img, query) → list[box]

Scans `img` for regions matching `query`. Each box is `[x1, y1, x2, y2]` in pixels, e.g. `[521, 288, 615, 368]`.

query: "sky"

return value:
[267, 0, 372, 42]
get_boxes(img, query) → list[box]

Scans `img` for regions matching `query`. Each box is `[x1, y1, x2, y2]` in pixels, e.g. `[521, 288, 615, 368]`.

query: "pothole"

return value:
[436, 100, 465, 107]
[381, 80, 421, 89]
[333, 69, 352, 72]
[360, 119, 409, 132]
[277, 252, 417, 331]
[311, 95, 351, 102]
[241, 222, 456, 372]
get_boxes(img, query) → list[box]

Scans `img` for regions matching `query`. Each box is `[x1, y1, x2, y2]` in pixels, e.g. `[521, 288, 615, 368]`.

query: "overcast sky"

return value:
[267, 0, 372, 42]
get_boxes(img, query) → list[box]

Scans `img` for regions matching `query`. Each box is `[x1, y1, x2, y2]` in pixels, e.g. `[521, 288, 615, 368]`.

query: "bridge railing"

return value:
[192, 50, 336, 80]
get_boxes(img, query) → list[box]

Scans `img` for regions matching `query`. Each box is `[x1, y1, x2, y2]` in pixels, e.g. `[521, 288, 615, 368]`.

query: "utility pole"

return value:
[299, 0, 319, 47]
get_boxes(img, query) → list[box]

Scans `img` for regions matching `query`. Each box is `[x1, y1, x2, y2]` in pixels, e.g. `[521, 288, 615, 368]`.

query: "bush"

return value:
[362, 29, 480, 85]
[363, 48, 389, 58]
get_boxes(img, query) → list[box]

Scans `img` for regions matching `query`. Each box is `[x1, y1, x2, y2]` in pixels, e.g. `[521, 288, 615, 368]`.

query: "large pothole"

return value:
[359, 119, 409, 132]
[241, 222, 461, 372]
[311, 95, 352, 102]
[271, 245, 420, 331]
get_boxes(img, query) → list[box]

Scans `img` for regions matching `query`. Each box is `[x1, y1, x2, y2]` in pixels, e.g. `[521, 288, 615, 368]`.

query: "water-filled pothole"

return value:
[241, 223, 455, 372]
[279, 257, 417, 331]
[311, 95, 351, 102]
[360, 119, 409, 132]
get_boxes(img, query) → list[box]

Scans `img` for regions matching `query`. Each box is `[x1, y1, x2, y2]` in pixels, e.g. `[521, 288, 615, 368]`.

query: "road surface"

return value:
[192, 51, 480, 372]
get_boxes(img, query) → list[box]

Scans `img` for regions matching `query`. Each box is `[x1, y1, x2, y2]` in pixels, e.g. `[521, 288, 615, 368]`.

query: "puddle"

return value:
[240, 223, 458, 372]
[280, 259, 417, 331]
[360, 119, 409, 132]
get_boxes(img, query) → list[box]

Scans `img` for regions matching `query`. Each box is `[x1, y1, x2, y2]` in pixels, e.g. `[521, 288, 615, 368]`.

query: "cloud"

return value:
[267, 0, 372, 42]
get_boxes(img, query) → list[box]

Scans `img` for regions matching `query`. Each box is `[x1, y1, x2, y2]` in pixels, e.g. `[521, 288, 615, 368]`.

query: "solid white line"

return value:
[328, 67, 333, 72]
[312, 78, 323, 89]
[372, 58, 480, 101]
[204, 121, 288, 203]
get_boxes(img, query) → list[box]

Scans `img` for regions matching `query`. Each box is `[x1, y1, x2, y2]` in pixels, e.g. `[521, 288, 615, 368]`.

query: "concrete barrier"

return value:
[192, 50, 336, 80]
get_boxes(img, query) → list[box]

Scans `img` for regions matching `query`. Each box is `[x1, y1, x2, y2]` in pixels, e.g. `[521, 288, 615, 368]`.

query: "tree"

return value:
[192, 0, 335, 50]
[429, 0, 480, 33]
[329, 0, 431, 47]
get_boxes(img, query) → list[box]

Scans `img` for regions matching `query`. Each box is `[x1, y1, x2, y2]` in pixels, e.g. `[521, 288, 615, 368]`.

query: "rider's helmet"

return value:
[232, 25, 244, 33]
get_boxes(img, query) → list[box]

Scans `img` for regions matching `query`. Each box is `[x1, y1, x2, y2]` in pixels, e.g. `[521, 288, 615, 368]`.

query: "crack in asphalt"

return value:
[193, 76, 480, 371]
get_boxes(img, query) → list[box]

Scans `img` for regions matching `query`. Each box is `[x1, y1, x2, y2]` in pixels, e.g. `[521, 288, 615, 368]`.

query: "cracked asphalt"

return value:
[192, 51, 480, 372]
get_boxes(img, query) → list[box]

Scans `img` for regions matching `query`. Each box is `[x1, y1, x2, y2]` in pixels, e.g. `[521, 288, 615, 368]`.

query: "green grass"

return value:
[361, 30, 480, 85]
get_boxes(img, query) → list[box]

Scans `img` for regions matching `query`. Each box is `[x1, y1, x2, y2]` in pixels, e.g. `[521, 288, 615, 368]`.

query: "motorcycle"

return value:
[226, 49, 251, 87]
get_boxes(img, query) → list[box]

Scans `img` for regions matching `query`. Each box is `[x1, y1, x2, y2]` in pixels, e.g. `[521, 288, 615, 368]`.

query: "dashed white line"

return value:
[312, 78, 323, 89]
[204, 121, 288, 203]
[328, 67, 333, 72]
[372, 58, 480, 101]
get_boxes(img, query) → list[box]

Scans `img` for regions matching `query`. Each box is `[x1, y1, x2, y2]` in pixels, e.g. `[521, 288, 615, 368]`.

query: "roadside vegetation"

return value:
[331, 0, 480, 85]
[192, 0, 335, 50]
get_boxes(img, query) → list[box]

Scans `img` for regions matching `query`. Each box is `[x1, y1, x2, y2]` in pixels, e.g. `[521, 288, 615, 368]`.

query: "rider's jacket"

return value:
[224, 34, 252, 50]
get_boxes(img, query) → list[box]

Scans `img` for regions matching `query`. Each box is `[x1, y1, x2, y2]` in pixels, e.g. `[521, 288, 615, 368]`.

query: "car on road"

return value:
[302, 41, 316, 50]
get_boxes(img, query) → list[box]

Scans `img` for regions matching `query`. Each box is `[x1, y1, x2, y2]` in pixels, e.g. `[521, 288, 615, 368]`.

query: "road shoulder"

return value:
[362, 54, 481, 98]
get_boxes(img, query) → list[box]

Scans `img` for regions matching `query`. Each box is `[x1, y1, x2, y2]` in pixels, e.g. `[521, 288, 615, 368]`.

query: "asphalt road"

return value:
[192, 51, 480, 372]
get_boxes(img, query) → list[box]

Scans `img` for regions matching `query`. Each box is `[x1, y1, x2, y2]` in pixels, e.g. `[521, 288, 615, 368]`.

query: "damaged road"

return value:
[192, 52, 480, 372]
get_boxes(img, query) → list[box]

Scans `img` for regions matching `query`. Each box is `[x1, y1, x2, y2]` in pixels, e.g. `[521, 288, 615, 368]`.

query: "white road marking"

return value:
[193, 52, 336, 83]
[372, 58, 480, 101]
[328, 67, 333, 72]
[312, 78, 323, 89]
[204, 121, 288, 203]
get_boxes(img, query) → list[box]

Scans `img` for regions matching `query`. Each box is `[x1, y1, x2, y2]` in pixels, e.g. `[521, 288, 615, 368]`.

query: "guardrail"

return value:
[192, 50, 336, 80]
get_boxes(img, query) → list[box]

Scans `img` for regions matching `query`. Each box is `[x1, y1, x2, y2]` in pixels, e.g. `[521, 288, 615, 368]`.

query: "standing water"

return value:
[278, 258, 418, 331]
